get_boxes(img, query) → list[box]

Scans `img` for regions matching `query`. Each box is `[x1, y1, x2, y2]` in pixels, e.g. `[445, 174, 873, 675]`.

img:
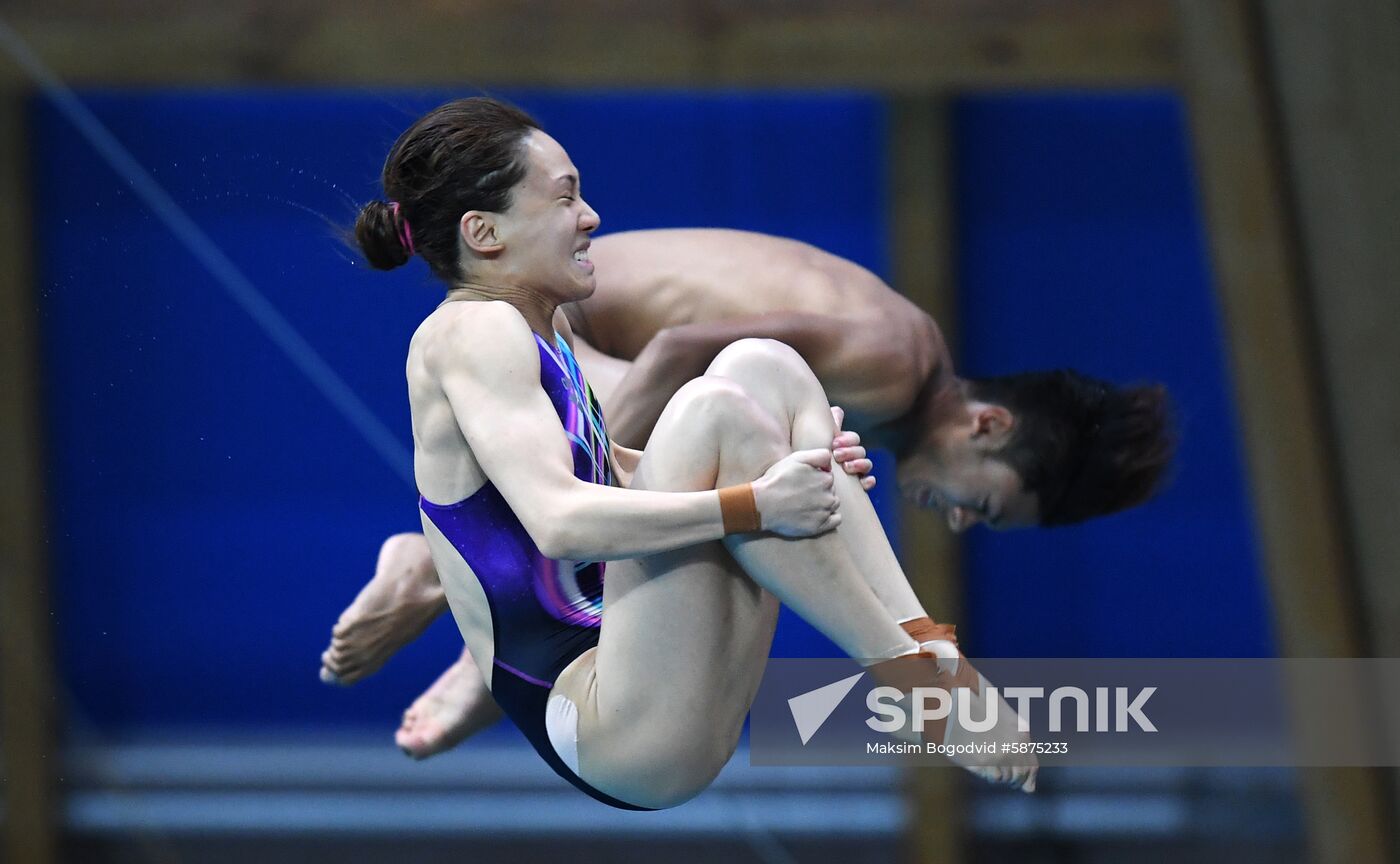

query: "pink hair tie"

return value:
[389, 201, 416, 257]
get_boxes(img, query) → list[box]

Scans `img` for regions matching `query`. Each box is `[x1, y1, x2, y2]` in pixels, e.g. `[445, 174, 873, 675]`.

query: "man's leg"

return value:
[319, 533, 447, 686]
[394, 644, 504, 758]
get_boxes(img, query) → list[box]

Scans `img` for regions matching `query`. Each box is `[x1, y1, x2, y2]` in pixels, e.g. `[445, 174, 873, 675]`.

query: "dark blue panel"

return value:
[33, 89, 883, 728]
[951, 92, 1274, 658]
[522, 90, 889, 275]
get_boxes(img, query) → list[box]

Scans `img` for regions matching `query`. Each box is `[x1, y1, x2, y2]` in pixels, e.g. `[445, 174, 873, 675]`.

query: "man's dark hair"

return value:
[967, 370, 1175, 526]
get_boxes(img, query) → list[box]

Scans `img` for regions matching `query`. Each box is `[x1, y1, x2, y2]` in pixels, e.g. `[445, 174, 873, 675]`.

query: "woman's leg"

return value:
[705, 341, 1033, 788]
[559, 372, 922, 808]
[561, 341, 1031, 808]
[704, 339, 930, 624]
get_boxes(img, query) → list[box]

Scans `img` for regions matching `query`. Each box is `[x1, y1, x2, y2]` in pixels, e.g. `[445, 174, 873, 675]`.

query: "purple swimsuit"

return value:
[420, 331, 649, 810]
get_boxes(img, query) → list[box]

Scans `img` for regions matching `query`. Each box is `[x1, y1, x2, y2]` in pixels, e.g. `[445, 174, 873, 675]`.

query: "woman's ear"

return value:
[460, 211, 504, 255]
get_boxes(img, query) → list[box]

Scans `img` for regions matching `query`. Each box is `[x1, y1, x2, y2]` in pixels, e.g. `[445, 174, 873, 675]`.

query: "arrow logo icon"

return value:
[787, 671, 866, 745]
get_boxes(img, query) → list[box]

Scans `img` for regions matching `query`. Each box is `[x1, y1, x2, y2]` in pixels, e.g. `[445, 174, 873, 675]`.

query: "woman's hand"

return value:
[751, 449, 841, 537]
[831, 406, 875, 491]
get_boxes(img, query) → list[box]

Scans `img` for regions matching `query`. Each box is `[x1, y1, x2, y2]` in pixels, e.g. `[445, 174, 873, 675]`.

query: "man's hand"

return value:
[831, 406, 875, 492]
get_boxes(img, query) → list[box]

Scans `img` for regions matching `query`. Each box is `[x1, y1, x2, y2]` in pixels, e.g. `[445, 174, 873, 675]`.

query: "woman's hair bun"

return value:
[354, 199, 412, 270]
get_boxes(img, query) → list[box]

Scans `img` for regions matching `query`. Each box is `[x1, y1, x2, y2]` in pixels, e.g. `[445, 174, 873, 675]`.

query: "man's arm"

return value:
[603, 312, 902, 448]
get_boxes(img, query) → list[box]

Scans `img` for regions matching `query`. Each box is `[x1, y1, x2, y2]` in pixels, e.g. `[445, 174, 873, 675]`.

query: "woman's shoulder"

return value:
[411, 300, 539, 374]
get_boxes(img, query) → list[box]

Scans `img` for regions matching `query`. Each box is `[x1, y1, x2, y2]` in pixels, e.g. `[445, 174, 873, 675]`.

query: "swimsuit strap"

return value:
[538, 330, 613, 487]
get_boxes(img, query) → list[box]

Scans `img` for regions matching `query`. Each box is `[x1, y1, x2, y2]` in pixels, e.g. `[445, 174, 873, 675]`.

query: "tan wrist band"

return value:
[718, 483, 761, 534]
[899, 615, 958, 647]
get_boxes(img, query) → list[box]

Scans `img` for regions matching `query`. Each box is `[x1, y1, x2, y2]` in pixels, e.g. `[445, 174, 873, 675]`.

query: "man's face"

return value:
[897, 404, 1041, 532]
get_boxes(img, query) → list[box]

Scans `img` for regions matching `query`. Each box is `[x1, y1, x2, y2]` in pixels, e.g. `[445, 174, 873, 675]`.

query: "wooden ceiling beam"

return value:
[0, 0, 1177, 88]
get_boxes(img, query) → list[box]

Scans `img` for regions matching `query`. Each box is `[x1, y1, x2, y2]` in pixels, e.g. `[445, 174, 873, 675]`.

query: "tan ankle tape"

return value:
[718, 483, 761, 534]
[866, 652, 939, 691]
[899, 615, 958, 646]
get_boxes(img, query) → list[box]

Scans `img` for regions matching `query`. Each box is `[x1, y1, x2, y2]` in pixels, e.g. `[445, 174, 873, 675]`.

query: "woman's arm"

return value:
[431, 305, 836, 561]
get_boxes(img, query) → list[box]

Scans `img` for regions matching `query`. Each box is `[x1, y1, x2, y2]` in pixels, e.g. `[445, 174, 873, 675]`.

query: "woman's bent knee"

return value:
[670, 375, 750, 413]
[706, 339, 827, 422]
[665, 376, 783, 443]
[708, 337, 811, 380]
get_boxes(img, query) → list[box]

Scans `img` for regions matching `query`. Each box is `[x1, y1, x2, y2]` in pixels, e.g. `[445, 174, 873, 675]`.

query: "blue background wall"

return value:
[952, 94, 1273, 659]
[33, 89, 1271, 734]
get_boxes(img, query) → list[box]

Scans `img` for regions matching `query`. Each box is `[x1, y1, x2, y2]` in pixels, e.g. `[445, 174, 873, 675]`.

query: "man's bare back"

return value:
[568, 229, 950, 439]
[577, 229, 917, 354]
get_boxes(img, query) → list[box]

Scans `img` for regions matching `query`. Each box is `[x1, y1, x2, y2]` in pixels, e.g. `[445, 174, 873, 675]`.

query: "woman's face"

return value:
[491, 131, 601, 300]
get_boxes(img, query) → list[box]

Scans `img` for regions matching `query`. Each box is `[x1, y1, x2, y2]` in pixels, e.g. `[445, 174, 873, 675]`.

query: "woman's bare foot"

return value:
[320, 533, 449, 686]
[396, 646, 504, 759]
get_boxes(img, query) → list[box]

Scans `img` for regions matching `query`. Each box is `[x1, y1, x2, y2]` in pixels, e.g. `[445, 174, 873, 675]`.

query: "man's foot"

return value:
[396, 646, 504, 759]
[320, 533, 449, 686]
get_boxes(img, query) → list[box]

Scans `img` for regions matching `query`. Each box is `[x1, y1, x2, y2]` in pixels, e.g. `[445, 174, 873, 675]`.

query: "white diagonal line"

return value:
[0, 16, 414, 488]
